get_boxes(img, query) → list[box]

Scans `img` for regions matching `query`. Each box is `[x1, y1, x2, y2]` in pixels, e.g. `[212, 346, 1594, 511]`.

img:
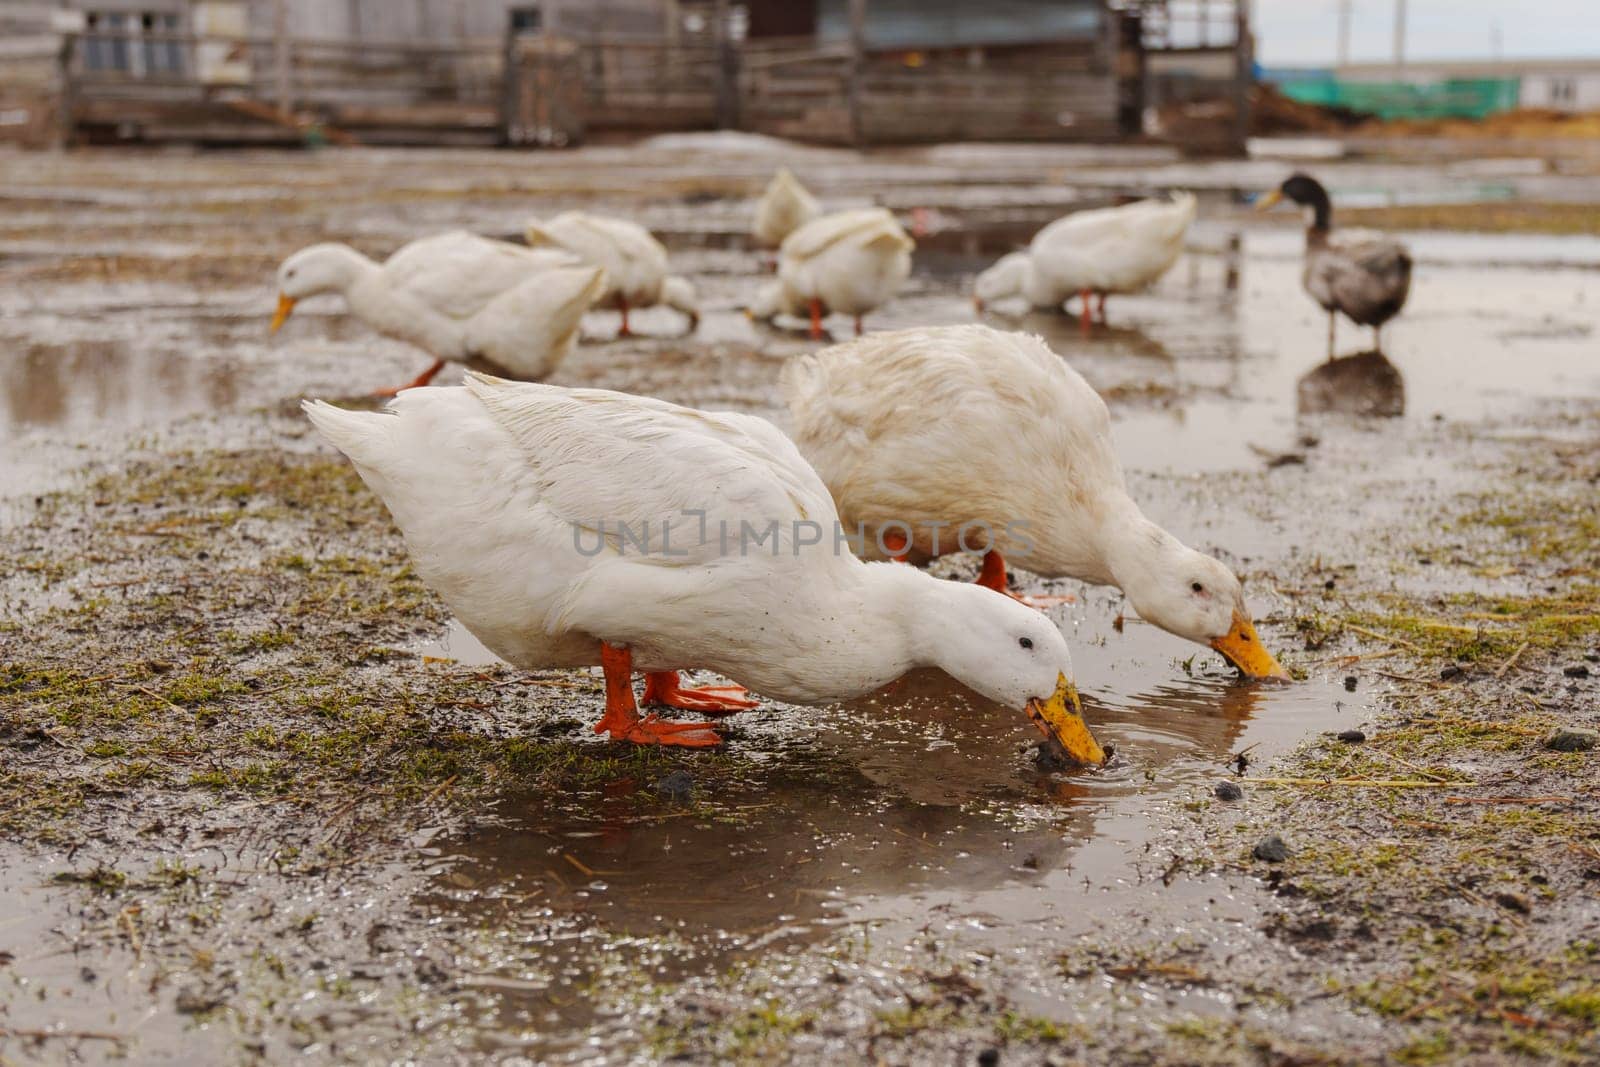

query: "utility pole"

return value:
[1393, 0, 1407, 77]
[1336, 0, 1352, 69]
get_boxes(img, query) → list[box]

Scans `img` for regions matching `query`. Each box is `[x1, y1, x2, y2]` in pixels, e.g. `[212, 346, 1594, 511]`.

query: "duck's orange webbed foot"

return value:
[596, 644, 723, 748]
[976, 550, 1074, 610]
[371, 357, 446, 399]
[642, 671, 759, 716]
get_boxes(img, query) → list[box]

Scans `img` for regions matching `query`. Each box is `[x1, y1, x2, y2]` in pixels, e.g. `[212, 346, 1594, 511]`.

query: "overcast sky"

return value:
[1253, 0, 1600, 66]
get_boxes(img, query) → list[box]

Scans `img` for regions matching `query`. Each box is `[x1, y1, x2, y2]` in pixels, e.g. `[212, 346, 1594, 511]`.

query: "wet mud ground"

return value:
[1, 140, 1599, 1064]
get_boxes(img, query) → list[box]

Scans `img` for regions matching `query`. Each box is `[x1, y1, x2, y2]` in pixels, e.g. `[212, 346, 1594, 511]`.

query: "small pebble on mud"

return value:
[977, 1049, 1000, 1067]
[1564, 665, 1590, 678]
[1440, 664, 1466, 680]
[1343, 675, 1357, 691]
[1544, 727, 1598, 753]
[654, 770, 695, 800]
[1336, 729, 1366, 743]
[1253, 834, 1290, 863]
[1214, 781, 1243, 801]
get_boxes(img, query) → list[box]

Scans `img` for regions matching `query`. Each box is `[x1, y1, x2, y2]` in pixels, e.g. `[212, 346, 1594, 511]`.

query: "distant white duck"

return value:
[783, 325, 1288, 679]
[749, 207, 914, 339]
[751, 167, 821, 248]
[1256, 173, 1412, 359]
[302, 373, 1104, 762]
[272, 231, 605, 396]
[974, 193, 1197, 334]
[524, 211, 699, 337]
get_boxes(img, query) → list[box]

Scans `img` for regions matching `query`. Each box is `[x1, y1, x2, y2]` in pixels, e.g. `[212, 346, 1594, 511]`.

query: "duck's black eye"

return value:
[1191, 582, 1204, 593]
[1019, 637, 1034, 650]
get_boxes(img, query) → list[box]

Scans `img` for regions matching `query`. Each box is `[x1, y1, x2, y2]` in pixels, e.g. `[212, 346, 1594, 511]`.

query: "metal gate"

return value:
[504, 37, 584, 147]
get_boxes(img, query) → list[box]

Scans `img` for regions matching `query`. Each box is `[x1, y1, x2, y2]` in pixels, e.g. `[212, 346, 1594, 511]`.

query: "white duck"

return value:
[524, 211, 698, 337]
[751, 167, 821, 248]
[272, 231, 605, 395]
[749, 207, 914, 339]
[974, 193, 1196, 334]
[303, 373, 1104, 762]
[783, 325, 1288, 680]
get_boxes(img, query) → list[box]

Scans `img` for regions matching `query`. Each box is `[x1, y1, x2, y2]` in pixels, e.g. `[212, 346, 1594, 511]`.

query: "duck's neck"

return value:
[1093, 497, 1180, 616]
[1304, 189, 1333, 237]
[347, 256, 467, 359]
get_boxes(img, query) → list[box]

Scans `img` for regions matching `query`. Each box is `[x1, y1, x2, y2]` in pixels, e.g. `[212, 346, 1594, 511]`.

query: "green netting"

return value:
[1276, 77, 1521, 120]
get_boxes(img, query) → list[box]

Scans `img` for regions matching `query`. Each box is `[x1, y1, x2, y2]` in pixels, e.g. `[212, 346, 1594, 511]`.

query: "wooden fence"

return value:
[58, 26, 1132, 148]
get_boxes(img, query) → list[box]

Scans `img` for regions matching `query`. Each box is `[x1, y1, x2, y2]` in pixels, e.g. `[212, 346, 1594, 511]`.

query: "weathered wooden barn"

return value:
[0, 0, 1252, 150]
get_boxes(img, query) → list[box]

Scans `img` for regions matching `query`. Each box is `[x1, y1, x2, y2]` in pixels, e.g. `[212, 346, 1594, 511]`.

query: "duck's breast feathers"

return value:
[462, 373, 840, 562]
[781, 208, 912, 260]
[382, 231, 579, 319]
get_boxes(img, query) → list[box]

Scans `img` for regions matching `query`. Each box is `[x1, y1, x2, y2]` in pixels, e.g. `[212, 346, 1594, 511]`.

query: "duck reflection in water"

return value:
[1297, 350, 1405, 419]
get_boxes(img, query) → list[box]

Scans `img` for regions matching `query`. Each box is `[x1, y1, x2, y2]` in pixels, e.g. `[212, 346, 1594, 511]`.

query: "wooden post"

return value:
[55, 30, 77, 150]
[846, 0, 866, 146]
[713, 0, 737, 129]
[1231, 0, 1253, 156]
[273, 0, 292, 119]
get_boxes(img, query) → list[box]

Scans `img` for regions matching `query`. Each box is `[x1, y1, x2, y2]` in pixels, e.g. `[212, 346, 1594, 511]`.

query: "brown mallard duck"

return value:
[1258, 173, 1412, 359]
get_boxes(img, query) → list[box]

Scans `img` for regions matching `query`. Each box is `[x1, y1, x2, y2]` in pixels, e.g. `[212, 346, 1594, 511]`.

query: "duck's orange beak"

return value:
[1025, 673, 1106, 767]
[270, 293, 297, 334]
[1254, 188, 1284, 212]
[1211, 609, 1290, 680]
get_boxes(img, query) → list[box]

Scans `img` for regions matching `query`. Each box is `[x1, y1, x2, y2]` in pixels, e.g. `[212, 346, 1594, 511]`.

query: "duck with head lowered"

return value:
[303, 373, 1107, 766]
[272, 231, 606, 396]
[783, 324, 1289, 681]
[974, 193, 1196, 336]
[1257, 172, 1412, 359]
[524, 211, 699, 338]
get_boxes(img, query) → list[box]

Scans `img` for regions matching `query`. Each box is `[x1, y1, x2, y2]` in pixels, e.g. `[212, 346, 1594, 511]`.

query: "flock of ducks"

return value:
[277, 168, 1411, 767]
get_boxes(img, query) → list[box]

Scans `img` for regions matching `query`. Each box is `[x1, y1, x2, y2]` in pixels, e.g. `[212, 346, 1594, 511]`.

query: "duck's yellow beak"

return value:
[1025, 673, 1106, 767]
[1254, 188, 1284, 212]
[1211, 609, 1290, 680]
[270, 293, 297, 334]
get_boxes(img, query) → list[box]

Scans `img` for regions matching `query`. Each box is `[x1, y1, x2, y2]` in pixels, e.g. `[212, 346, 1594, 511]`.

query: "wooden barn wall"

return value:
[813, 0, 1103, 50]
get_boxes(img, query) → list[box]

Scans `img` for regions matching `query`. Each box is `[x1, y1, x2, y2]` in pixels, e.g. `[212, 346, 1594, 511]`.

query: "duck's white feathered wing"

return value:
[784, 325, 1124, 567]
[382, 231, 579, 320]
[303, 376, 845, 668]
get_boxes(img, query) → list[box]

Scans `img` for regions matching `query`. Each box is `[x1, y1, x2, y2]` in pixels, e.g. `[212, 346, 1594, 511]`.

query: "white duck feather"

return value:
[752, 167, 821, 248]
[783, 325, 1286, 678]
[975, 193, 1196, 311]
[750, 207, 913, 334]
[524, 211, 698, 330]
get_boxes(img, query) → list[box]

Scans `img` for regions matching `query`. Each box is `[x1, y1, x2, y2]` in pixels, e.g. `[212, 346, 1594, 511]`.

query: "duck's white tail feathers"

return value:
[301, 399, 398, 473]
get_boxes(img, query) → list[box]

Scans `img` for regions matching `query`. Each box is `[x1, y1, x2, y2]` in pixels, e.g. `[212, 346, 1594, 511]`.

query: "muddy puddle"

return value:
[408, 580, 1352, 1053]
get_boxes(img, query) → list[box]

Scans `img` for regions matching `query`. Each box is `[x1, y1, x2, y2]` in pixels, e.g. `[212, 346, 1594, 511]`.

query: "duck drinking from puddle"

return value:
[303, 373, 1106, 766]
[783, 325, 1290, 681]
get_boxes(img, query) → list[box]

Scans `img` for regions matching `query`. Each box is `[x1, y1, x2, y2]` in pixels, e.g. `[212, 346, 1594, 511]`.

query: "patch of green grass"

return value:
[994, 1011, 1082, 1044]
